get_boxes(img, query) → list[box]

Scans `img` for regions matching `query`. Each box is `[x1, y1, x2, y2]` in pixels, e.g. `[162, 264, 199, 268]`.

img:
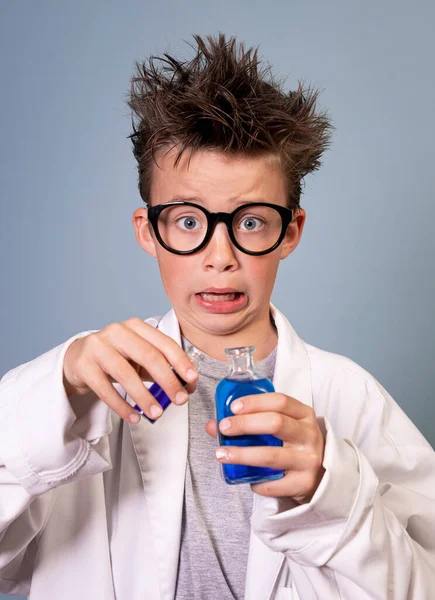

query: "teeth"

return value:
[200, 292, 239, 302]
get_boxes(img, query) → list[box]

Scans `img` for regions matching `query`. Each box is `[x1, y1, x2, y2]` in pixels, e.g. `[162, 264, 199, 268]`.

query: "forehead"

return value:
[149, 146, 287, 206]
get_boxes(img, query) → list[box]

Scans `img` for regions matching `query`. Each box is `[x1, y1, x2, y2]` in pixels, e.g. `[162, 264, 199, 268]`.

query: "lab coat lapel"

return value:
[128, 309, 188, 600]
[244, 302, 313, 600]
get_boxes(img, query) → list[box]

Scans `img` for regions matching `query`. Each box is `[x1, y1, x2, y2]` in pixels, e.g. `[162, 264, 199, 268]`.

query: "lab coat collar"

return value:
[129, 302, 313, 600]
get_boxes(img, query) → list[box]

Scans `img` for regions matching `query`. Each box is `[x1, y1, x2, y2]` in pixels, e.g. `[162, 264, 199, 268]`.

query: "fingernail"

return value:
[215, 448, 228, 460]
[231, 400, 243, 412]
[220, 418, 231, 431]
[175, 391, 188, 405]
[150, 404, 163, 418]
[186, 368, 197, 382]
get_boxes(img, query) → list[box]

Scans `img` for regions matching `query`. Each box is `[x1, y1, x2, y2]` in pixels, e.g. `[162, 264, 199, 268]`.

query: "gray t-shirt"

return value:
[174, 338, 277, 600]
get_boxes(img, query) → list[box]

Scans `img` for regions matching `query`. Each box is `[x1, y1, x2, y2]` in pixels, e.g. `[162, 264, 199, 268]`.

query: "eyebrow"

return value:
[170, 195, 266, 207]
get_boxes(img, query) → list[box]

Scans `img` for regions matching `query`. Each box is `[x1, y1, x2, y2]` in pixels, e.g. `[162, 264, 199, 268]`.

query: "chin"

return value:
[193, 305, 254, 335]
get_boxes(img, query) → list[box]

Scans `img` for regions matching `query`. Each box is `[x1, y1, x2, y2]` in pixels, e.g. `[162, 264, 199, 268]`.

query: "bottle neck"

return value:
[225, 346, 259, 380]
[185, 345, 204, 369]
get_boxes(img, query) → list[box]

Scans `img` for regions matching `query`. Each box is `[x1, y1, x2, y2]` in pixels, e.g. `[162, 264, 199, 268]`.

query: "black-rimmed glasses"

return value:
[146, 201, 294, 256]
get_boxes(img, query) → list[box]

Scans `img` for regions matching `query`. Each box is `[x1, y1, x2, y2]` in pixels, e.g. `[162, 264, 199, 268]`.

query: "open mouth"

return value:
[195, 290, 247, 313]
[198, 292, 243, 302]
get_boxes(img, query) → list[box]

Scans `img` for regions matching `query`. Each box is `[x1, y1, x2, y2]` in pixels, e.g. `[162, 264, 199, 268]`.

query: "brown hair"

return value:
[126, 33, 334, 210]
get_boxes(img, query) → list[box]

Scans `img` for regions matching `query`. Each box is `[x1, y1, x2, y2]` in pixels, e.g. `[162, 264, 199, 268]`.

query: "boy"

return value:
[0, 33, 434, 600]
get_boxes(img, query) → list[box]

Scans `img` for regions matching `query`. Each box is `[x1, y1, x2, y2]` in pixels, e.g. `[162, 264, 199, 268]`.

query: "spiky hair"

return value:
[126, 33, 334, 209]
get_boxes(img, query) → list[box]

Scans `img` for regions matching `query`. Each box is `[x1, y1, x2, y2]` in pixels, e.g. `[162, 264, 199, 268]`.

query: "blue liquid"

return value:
[215, 377, 285, 484]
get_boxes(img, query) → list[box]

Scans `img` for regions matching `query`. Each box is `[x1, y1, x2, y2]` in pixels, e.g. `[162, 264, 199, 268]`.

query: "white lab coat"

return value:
[0, 303, 434, 600]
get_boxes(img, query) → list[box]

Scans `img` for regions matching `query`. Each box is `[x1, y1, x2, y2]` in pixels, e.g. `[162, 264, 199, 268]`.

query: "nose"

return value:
[201, 222, 239, 272]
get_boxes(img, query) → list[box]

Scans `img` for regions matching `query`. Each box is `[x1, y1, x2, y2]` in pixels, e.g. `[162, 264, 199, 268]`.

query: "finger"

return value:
[218, 411, 300, 441]
[92, 339, 170, 420]
[215, 444, 287, 469]
[100, 323, 194, 407]
[250, 474, 297, 499]
[214, 444, 316, 471]
[205, 419, 217, 438]
[229, 392, 312, 420]
[122, 318, 199, 382]
[80, 361, 143, 424]
[251, 468, 325, 501]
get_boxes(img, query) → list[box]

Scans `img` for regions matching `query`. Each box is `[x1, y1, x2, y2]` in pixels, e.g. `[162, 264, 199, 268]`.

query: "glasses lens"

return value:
[157, 205, 208, 252]
[233, 205, 283, 253]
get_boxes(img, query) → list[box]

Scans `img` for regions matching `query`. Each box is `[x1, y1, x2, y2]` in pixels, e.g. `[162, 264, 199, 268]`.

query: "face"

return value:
[132, 147, 306, 356]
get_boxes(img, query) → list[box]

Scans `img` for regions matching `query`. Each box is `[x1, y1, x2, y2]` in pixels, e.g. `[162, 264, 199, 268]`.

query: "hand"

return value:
[63, 318, 198, 424]
[206, 393, 325, 504]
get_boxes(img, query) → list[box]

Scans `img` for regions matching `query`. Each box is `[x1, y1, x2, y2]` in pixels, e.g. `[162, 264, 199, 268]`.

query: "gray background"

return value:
[1, 1, 434, 597]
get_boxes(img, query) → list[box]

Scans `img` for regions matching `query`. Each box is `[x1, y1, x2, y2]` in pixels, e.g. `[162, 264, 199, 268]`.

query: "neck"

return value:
[177, 306, 278, 362]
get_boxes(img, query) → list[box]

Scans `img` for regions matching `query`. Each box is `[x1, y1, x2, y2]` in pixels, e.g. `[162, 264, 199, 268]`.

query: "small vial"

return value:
[215, 345, 285, 484]
[133, 345, 203, 423]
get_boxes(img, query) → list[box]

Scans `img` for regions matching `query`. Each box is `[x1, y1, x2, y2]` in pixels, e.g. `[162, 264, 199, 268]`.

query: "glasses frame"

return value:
[146, 201, 295, 256]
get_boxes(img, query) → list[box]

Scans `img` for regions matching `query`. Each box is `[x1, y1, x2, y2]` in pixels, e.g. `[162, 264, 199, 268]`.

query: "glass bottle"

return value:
[132, 345, 203, 424]
[215, 345, 285, 484]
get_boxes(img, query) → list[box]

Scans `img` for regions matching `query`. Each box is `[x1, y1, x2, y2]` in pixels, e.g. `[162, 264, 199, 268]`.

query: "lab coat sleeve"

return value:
[251, 381, 435, 599]
[0, 330, 116, 589]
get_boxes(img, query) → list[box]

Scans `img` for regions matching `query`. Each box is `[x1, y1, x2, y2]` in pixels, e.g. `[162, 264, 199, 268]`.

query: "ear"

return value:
[279, 208, 306, 260]
[132, 208, 158, 259]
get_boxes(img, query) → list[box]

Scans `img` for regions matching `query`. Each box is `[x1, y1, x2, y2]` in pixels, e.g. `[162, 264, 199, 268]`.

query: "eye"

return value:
[176, 216, 202, 231]
[238, 216, 264, 231]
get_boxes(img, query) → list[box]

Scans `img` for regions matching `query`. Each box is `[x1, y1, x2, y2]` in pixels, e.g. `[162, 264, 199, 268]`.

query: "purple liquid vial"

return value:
[132, 345, 203, 423]
[215, 345, 285, 484]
